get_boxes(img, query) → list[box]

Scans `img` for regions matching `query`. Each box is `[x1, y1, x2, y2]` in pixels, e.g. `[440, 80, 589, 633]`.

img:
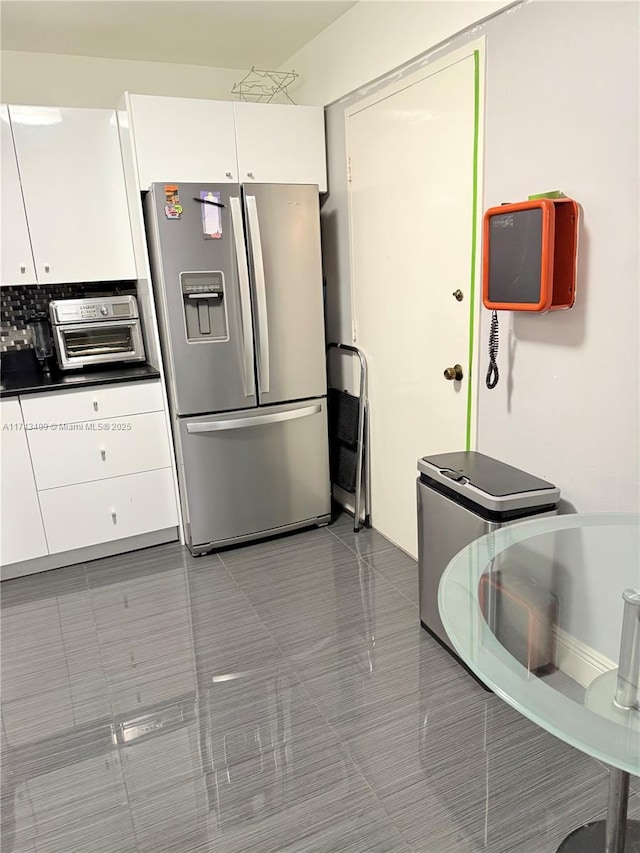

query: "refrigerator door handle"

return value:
[230, 196, 256, 398]
[186, 404, 321, 433]
[245, 195, 270, 394]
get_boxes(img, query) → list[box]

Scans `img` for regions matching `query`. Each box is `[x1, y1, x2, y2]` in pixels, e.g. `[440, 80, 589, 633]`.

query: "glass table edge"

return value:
[438, 512, 640, 777]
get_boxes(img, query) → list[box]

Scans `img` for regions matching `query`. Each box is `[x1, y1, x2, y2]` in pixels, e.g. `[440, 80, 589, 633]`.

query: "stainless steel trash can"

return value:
[417, 451, 560, 664]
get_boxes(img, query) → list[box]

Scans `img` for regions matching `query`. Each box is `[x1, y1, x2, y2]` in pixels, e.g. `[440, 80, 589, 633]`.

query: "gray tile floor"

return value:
[0, 515, 633, 852]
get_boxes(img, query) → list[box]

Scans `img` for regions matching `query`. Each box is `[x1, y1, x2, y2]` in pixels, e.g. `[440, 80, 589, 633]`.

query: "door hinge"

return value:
[347, 156, 353, 183]
[351, 318, 357, 342]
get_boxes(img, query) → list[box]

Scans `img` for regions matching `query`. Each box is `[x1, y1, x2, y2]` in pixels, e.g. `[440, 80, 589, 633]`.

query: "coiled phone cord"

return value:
[486, 310, 500, 389]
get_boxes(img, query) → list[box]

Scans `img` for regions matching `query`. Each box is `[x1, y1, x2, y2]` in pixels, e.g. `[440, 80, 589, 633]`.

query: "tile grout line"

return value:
[319, 525, 424, 848]
[324, 520, 419, 611]
[327, 527, 416, 606]
[360, 551, 420, 612]
[216, 545, 419, 852]
[325, 525, 420, 615]
[80, 561, 143, 853]
[324, 520, 399, 560]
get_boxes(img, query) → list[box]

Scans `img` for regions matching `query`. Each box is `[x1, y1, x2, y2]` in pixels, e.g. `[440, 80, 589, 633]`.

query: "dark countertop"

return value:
[0, 361, 161, 398]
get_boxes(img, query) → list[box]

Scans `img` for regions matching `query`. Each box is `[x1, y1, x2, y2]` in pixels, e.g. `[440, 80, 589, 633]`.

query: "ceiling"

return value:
[0, 1, 356, 69]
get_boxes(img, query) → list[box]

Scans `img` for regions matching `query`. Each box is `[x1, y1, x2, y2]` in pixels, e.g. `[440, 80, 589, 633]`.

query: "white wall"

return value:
[322, 0, 639, 513]
[320, 0, 639, 657]
[2, 1, 513, 109]
[281, 0, 512, 106]
[477, 0, 639, 516]
[0, 50, 245, 108]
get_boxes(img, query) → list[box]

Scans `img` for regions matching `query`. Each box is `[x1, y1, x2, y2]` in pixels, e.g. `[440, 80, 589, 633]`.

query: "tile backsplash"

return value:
[0, 282, 136, 353]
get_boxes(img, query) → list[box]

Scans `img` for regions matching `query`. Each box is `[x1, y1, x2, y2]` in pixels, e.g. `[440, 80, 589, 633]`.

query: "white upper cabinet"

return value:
[125, 94, 327, 192]
[9, 105, 136, 284]
[126, 94, 238, 188]
[233, 101, 326, 190]
[1, 105, 37, 286]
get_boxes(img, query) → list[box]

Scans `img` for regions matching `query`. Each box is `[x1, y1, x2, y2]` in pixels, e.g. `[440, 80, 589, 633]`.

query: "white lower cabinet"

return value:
[38, 468, 177, 554]
[20, 380, 164, 425]
[27, 411, 172, 490]
[1, 380, 179, 570]
[0, 399, 48, 565]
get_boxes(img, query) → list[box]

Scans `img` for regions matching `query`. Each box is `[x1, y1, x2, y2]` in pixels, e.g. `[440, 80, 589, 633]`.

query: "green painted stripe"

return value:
[465, 50, 480, 451]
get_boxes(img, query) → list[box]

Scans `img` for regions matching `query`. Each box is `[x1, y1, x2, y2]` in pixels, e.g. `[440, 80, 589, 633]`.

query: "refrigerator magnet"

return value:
[164, 184, 183, 219]
[200, 191, 222, 239]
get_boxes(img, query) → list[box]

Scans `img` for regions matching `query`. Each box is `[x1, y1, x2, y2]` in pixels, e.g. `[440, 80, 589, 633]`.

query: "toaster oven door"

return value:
[53, 320, 145, 369]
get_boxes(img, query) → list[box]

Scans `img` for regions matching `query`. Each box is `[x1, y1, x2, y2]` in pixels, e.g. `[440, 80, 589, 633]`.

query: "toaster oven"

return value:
[49, 296, 145, 370]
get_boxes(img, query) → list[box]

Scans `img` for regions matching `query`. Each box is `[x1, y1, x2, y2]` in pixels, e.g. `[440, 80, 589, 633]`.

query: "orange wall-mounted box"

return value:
[482, 198, 579, 312]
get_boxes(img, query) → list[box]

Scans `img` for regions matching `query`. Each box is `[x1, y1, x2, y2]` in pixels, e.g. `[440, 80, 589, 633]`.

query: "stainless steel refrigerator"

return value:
[144, 182, 331, 554]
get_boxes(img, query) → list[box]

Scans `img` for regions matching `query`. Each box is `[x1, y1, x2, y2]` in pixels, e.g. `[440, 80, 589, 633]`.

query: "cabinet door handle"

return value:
[93, 399, 99, 412]
[246, 172, 255, 179]
[111, 509, 117, 524]
[225, 171, 233, 179]
[44, 264, 50, 273]
[100, 448, 106, 461]
[20, 264, 26, 274]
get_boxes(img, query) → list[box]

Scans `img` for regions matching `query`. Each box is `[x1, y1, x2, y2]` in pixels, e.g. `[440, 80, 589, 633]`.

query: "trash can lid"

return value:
[418, 451, 560, 513]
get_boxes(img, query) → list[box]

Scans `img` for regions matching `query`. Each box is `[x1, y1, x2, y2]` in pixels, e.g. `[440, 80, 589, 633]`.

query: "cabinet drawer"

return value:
[20, 380, 164, 425]
[39, 469, 178, 554]
[28, 411, 172, 489]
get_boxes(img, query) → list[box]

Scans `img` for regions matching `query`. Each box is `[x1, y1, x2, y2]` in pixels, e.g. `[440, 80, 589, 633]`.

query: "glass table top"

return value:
[439, 513, 640, 776]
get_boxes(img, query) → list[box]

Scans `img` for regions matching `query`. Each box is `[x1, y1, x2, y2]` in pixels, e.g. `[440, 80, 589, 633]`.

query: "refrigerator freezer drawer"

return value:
[177, 399, 331, 552]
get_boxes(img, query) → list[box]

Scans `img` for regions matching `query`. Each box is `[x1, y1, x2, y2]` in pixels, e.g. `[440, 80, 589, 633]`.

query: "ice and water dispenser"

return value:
[180, 271, 228, 341]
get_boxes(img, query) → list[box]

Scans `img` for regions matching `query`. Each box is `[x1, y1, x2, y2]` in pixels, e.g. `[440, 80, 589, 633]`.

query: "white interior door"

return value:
[346, 48, 482, 558]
